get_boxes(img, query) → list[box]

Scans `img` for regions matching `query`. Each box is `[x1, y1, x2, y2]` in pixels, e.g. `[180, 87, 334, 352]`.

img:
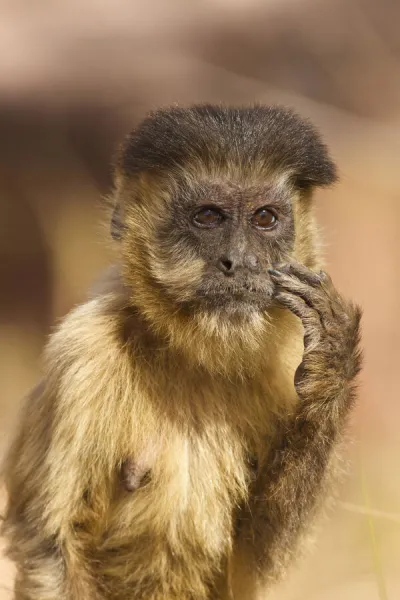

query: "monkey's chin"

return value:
[194, 293, 272, 320]
[215, 302, 262, 320]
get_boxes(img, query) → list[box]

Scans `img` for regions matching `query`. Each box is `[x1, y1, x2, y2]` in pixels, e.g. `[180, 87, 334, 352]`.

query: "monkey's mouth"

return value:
[194, 280, 274, 312]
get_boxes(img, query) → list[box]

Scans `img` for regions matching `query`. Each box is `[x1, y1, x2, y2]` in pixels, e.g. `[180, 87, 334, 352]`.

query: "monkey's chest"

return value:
[107, 424, 251, 560]
[96, 373, 276, 574]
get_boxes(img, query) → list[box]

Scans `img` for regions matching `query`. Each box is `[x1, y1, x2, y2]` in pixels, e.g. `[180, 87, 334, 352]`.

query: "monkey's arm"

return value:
[1, 300, 123, 600]
[232, 263, 362, 589]
[2, 385, 106, 600]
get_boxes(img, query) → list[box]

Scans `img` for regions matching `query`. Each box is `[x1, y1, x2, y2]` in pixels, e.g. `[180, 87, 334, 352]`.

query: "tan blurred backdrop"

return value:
[0, 1, 399, 598]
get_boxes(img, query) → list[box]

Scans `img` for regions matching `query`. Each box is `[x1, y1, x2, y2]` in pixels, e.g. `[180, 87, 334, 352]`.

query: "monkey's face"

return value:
[117, 105, 337, 326]
[144, 176, 297, 318]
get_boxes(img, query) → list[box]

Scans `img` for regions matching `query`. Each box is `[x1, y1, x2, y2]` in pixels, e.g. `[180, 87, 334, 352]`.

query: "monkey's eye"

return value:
[192, 206, 224, 228]
[251, 207, 278, 230]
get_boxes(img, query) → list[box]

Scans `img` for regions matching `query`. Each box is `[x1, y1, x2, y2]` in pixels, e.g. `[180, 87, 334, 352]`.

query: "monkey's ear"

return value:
[111, 204, 125, 240]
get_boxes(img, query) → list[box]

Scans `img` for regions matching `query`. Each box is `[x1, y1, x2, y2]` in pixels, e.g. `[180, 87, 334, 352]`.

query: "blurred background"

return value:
[0, 0, 399, 598]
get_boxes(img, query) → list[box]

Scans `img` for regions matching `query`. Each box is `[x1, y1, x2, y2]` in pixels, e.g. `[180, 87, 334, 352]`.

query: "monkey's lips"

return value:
[194, 280, 274, 313]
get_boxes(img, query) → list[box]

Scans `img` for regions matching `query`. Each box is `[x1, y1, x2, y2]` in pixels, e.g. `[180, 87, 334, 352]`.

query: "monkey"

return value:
[1, 104, 362, 600]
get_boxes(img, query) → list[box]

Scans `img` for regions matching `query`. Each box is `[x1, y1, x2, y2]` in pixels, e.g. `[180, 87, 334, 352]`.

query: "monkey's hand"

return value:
[269, 261, 362, 410]
[230, 263, 362, 587]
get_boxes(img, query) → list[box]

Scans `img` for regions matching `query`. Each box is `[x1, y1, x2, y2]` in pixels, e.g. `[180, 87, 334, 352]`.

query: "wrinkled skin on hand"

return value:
[269, 261, 362, 406]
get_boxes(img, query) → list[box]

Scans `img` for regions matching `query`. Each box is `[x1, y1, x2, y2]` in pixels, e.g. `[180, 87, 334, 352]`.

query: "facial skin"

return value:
[154, 178, 296, 316]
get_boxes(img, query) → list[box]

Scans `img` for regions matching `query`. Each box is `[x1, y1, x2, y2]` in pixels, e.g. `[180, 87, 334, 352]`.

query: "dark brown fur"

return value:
[1, 104, 361, 600]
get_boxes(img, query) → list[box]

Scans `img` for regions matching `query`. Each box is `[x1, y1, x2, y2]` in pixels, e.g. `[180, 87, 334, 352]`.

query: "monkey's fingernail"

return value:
[268, 269, 282, 277]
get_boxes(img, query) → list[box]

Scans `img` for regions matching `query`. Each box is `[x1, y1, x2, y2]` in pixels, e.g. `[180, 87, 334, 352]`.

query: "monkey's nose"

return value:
[217, 257, 235, 275]
[217, 254, 260, 275]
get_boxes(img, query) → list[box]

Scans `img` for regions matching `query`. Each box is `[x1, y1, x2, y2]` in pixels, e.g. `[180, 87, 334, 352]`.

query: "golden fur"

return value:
[1, 104, 361, 600]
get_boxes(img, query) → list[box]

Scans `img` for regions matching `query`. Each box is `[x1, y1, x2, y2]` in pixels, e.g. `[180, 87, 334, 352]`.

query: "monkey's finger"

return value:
[270, 265, 338, 320]
[273, 291, 321, 349]
[269, 269, 338, 328]
[274, 290, 318, 323]
[269, 271, 326, 312]
[318, 269, 333, 287]
[271, 262, 323, 287]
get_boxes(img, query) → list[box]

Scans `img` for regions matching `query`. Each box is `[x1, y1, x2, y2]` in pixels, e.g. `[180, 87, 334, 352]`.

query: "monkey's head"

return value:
[112, 105, 337, 368]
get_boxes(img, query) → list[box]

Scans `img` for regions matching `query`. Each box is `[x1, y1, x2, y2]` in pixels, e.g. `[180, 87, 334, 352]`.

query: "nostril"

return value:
[218, 257, 234, 274]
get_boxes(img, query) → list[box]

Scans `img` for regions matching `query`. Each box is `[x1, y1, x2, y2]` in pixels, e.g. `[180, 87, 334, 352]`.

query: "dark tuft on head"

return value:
[118, 104, 338, 190]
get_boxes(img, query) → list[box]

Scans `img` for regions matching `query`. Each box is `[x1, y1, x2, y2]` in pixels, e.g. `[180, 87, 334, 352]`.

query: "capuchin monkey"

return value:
[1, 105, 362, 600]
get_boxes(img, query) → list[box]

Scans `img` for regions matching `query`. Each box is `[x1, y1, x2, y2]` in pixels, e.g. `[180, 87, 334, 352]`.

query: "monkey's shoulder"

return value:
[45, 293, 123, 363]
[40, 293, 144, 414]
